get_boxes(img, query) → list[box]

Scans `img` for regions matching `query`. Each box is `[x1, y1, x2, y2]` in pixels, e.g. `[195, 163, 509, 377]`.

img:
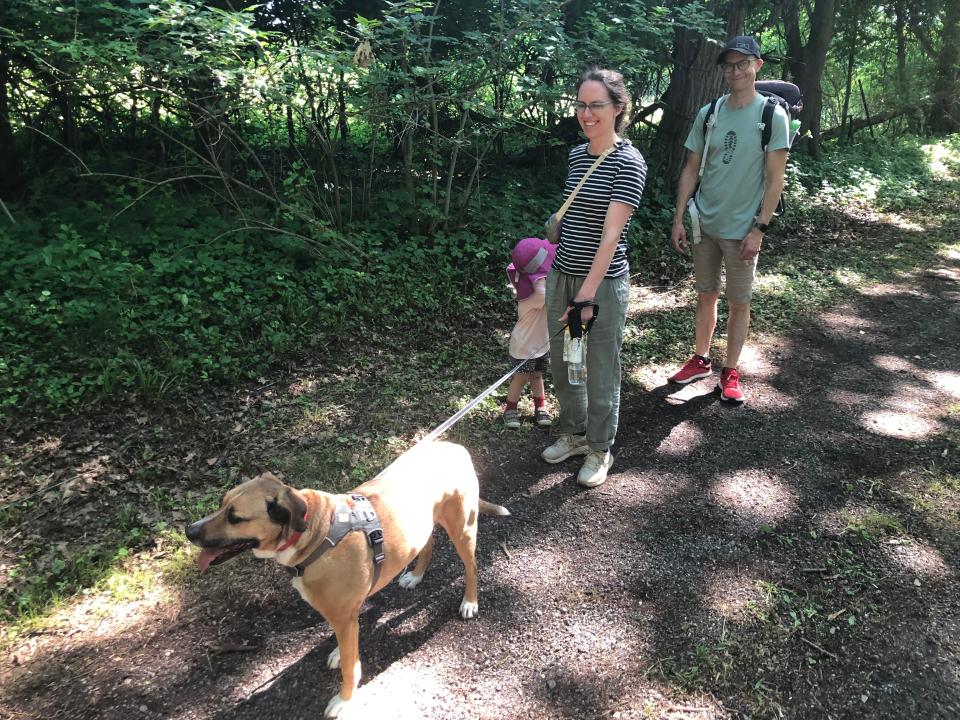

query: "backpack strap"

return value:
[701, 97, 720, 138]
[757, 97, 786, 216]
[697, 95, 726, 180]
[760, 97, 775, 151]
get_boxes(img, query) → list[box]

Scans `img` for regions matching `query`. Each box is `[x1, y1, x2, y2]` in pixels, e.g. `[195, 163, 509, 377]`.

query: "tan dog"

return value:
[185, 441, 508, 718]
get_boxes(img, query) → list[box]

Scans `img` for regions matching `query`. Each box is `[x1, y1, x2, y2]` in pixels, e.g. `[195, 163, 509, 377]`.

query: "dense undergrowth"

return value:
[0, 134, 957, 634]
[1, 135, 957, 419]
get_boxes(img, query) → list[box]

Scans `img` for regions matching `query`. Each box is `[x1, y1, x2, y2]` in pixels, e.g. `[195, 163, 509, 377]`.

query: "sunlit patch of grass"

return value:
[2, 528, 195, 650]
[923, 141, 960, 180]
[298, 398, 352, 432]
[833, 268, 867, 286]
[897, 465, 960, 538]
[622, 307, 693, 365]
[843, 508, 905, 540]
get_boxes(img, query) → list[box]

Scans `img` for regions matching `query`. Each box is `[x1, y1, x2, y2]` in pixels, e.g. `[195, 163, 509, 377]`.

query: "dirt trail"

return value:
[2, 219, 959, 720]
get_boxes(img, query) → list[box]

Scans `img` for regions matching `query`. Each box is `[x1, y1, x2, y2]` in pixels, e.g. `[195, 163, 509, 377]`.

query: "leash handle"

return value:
[567, 299, 600, 337]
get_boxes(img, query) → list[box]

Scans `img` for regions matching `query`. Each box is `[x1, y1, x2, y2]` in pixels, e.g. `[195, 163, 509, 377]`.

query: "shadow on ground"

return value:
[2, 209, 959, 720]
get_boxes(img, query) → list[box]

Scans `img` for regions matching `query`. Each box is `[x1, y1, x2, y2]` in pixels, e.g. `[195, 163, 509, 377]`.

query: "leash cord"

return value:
[376, 325, 567, 475]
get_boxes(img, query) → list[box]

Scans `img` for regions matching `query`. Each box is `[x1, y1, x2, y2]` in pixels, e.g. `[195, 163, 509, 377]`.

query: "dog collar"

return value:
[276, 514, 309, 552]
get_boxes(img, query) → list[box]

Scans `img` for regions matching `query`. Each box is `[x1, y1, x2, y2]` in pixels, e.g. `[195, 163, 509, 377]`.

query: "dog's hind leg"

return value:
[324, 614, 361, 719]
[440, 504, 480, 619]
[451, 529, 479, 619]
[398, 533, 435, 589]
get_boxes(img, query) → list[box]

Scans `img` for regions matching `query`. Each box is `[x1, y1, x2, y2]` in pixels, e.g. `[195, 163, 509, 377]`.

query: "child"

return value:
[503, 237, 556, 428]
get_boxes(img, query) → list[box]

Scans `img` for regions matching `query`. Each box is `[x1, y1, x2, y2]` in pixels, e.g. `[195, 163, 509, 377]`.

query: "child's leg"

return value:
[529, 372, 546, 406]
[506, 373, 529, 405]
[529, 371, 552, 426]
[503, 372, 529, 428]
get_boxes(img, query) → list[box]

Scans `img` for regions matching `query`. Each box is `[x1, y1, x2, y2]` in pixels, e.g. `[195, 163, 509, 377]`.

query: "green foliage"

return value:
[3, 135, 957, 416]
[0, 180, 514, 414]
[788, 135, 959, 213]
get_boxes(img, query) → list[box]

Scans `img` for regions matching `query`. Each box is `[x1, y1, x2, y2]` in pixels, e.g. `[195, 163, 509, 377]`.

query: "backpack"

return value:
[699, 80, 803, 216]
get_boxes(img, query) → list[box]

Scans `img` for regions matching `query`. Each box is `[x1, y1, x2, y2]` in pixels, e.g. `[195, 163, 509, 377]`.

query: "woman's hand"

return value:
[559, 299, 594, 327]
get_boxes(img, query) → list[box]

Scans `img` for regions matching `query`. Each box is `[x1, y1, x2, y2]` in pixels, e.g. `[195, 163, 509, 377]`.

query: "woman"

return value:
[541, 67, 647, 487]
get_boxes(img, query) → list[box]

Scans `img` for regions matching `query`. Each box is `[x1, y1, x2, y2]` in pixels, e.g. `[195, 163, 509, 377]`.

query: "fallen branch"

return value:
[801, 636, 839, 660]
[820, 91, 954, 141]
[497, 540, 513, 560]
[206, 643, 261, 655]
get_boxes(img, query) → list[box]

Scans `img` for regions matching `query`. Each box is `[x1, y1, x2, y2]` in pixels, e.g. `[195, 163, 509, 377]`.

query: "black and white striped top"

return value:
[554, 140, 647, 277]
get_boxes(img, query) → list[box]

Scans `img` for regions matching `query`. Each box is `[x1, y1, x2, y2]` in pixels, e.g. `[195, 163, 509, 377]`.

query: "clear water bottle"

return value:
[564, 329, 587, 385]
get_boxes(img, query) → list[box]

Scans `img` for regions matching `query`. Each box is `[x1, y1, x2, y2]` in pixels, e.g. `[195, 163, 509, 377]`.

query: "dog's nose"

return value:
[185, 520, 203, 542]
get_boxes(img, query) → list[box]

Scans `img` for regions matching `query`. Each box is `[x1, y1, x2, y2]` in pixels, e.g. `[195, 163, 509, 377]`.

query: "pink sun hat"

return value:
[506, 237, 556, 300]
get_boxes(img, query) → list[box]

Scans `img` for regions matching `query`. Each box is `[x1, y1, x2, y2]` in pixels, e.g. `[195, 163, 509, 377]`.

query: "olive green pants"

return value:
[545, 269, 630, 452]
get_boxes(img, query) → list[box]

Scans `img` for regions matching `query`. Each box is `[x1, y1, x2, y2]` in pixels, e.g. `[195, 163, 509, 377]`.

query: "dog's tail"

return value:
[479, 499, 510, 517]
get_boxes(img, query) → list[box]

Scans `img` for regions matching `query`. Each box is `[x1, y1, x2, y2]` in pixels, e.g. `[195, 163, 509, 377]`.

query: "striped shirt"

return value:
[554, 140, 647, 277]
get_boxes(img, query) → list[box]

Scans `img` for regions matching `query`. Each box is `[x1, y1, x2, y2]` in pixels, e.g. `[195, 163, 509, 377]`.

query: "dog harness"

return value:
[287, 494, 385, 593]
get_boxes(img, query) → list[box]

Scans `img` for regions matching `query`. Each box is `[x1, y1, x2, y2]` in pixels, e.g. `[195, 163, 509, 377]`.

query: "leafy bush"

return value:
[0, 182, 515, 415]
[788, 136, 952, 213]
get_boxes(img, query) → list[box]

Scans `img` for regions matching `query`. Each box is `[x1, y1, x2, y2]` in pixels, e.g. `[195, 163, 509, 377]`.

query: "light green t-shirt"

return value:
[684, 93, 789, 240]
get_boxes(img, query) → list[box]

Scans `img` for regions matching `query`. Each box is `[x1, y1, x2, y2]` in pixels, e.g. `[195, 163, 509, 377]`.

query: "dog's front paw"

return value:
[324, 693, 350, 719]
[459, 599, 479, 619]
[398, 571, 423, 589]
[326, 646, 341, 670]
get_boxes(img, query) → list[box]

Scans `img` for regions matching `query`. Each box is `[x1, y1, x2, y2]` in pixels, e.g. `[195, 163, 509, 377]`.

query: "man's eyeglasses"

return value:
[574, 100, 613, 113]
[721, 59, 754, 74]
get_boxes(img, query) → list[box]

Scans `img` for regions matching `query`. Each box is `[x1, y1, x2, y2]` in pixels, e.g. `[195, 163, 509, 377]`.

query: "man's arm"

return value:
[671, 150, 701, 254]
[739, 148, 788, 261]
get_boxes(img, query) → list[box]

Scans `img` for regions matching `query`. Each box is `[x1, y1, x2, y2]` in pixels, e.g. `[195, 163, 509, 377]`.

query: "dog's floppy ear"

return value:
[267, 485, 308, 532]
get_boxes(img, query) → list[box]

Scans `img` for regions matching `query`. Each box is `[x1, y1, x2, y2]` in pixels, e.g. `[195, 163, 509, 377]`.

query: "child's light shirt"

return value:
[508, 277, 548, 360]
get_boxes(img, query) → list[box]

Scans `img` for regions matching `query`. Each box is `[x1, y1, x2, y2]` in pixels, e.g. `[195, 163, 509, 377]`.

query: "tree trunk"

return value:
[402, 111, 417, 231]
[930, 0, 960, 132]
[0, 39, 25, 199]
[336, 71, 349, 143]
[840, 15, 858, 141]
[286, 103, 295, 152]
[39, 68, 80, 158]
[187, 78, 233, 177]
[782, 0, 837, 158]
[652, 0, 748, 183]
[894, 0, 908, 94]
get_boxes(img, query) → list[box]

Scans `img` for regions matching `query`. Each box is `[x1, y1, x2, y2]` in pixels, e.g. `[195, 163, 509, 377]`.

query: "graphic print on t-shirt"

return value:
[722, 131, 737, 164]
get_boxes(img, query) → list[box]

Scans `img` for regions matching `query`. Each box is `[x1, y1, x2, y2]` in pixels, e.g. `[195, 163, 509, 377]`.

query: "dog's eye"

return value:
[227, 509, 246, 525]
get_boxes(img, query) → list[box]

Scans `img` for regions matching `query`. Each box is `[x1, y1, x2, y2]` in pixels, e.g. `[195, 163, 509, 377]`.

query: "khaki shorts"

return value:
[692, 233, 758, 304]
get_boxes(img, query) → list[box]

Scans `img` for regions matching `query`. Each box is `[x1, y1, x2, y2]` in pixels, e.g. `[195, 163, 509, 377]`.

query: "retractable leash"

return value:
[374, 326, 565, 477]
[418, 298, 600, 447]
[566, 299, 599, 336]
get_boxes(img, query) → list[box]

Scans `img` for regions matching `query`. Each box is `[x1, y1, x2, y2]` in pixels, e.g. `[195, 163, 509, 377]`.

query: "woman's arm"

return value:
[562, 200, 634, 324]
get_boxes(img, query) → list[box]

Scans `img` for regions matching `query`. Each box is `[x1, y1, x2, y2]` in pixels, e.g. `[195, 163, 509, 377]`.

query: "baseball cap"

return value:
[717, 35, 762, 64]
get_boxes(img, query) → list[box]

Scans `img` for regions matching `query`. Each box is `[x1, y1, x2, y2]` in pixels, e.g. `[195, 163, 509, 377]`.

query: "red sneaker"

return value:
[669, 355, 713, 384]
[717, 367, 746, 404]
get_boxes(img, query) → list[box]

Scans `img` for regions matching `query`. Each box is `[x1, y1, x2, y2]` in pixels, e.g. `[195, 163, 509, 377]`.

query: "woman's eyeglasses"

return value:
[574, 101, 613, 113]
[721, 59, 754, 74]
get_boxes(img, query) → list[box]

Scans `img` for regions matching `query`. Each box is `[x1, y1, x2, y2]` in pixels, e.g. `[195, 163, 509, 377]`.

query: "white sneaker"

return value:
[577, 449, 613, 487]
[541, 434, 589, 464]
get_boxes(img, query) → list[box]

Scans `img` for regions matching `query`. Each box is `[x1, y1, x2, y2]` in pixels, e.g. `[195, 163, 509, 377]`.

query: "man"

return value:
[669, 35, 789, 404]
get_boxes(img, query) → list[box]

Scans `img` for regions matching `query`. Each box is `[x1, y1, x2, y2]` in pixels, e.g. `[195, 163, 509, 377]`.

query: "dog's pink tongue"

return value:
[197, 549, 221, 574]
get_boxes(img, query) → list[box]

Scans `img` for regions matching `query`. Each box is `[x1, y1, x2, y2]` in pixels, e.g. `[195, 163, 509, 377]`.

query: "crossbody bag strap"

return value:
[554, 143, 618, 221]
